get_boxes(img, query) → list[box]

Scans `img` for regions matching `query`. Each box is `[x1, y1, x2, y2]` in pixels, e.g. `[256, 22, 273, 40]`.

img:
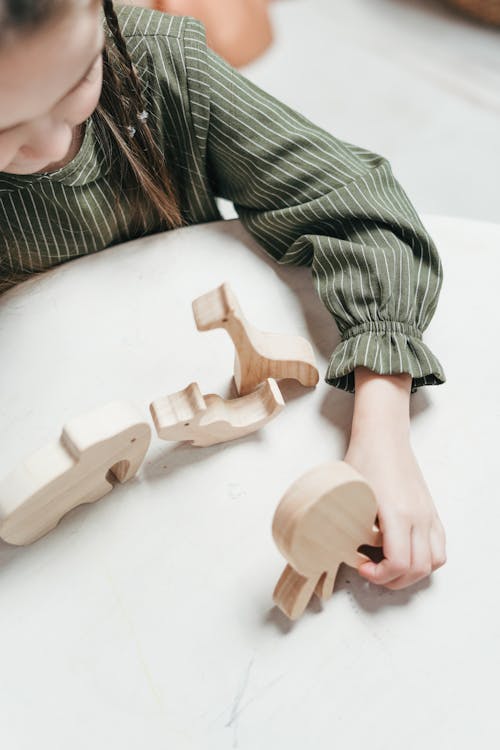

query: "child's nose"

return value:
[20, 119, 73, 164]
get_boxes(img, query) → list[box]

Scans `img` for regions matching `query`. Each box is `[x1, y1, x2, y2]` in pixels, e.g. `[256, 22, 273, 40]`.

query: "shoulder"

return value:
[110, 6, 209, 84]
[110, 6, 210, 110]
[108, 7, 211, 158]
[112, 5, 204, 44]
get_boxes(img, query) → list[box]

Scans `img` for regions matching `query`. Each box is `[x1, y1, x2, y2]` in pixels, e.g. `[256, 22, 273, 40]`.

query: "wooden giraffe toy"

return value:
[192, 282, 319, 396]
[0, 402, 151, 546]
[272, 461, 382, 620]
[150, 377, 284, 447]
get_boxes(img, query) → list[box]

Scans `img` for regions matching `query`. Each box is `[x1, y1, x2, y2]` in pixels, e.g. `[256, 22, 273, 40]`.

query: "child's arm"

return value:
[180, 21, 447, 586]
[183, 35, 445, 389]
[345, 367, 446, 588]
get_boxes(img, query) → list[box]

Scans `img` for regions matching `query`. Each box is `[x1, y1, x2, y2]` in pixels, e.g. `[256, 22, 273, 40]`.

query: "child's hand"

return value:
[345, 367, 447, 590]
[345, 433, 446, 589]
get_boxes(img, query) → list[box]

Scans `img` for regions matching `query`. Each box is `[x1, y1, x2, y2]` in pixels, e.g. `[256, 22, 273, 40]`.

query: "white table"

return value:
[0, 216, 498, 749]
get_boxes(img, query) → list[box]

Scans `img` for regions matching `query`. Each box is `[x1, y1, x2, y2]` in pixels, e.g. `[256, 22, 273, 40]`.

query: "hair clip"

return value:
[137, 110, 149, 122]
[127, 125, 136, 138]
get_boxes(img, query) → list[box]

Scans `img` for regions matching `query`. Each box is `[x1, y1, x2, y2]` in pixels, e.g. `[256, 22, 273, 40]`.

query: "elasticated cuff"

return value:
[325, 321, 446, 394]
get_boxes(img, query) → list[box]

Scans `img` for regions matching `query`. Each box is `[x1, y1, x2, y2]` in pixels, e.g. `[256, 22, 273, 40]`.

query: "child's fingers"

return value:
[358, 517, 411, 586]
[430, 521, 447, 570]
[385, 526, 432, 590]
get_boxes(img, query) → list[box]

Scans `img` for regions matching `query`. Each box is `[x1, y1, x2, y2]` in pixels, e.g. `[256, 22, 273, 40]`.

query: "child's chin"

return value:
[2, 161, 50, 175]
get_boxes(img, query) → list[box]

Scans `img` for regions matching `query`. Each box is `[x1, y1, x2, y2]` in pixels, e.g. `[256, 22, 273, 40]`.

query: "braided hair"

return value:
[97, 0, 184, 234]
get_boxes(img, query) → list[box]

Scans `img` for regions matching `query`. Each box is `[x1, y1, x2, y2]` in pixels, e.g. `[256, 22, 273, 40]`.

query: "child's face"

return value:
[0, 0, 104, 175]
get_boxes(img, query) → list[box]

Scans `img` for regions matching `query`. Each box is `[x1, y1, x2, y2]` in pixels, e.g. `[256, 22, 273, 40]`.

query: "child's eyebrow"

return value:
[0, 48, 104, 134]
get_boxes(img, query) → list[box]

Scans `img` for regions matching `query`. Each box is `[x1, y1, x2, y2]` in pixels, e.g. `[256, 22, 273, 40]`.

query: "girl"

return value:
[0, 0, 447, 590]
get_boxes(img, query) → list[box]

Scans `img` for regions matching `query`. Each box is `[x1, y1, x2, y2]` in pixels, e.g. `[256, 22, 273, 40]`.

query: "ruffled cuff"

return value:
[325, 321, 446, 394]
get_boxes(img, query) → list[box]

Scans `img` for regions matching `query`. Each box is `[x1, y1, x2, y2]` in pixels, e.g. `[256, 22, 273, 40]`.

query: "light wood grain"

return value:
[0, 402, 151, 545]
[272, 460, 382, 620]
[150, 377, 284, 447]
[192, 282, 319, 396]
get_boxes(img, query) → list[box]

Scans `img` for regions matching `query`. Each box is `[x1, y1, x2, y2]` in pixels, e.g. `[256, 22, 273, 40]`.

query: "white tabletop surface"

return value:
[0, 215, 498, 749]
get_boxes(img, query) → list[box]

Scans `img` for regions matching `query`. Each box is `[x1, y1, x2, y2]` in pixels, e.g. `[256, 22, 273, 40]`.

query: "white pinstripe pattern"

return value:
[0, 7, 445, 393]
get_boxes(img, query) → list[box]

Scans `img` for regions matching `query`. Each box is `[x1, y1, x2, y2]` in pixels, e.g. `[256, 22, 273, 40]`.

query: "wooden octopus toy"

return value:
[272, 461, 382, 620]
[192, 282, 319, 397]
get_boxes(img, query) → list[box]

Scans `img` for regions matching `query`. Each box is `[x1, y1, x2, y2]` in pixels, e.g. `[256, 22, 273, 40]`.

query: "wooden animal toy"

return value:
[0, 402, 151, 546]
[272, 461, 382, 620]
[192, 282, 319, 396]
[150, 378, 284, 447]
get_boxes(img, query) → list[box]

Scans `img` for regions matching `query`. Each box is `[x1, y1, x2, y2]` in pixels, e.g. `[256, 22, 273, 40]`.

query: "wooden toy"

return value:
[0, 402, 151, 546]
[272, 461, 382, 620]
[150, 377, 284, 447]
[192, 282, 319, 396]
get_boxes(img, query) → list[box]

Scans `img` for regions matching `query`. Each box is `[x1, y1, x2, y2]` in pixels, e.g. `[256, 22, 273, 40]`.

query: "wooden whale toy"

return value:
[150, 377, 284, 447]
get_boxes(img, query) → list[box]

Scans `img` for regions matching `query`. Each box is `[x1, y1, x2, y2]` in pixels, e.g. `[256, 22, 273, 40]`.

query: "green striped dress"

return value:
[0, 6, 446, 394]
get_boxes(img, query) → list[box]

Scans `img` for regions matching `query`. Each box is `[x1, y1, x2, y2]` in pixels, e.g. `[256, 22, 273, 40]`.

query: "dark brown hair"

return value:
[98, 0, 184, 233]
[0, 0, 184, 292]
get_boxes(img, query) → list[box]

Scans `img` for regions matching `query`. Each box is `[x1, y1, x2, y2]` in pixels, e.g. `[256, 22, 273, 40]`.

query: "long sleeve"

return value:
[0, 7, 446, 394]
[0, 6, 446, 396]
[182, 19, 445, 394]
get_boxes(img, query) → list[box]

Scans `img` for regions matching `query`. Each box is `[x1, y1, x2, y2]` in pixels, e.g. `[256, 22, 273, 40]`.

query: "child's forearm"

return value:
[344, 366, 447, 589]
[349, 367, 411, 444]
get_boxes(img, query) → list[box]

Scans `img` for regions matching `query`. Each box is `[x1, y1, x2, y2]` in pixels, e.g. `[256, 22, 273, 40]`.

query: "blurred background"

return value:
[126, 0, 500, 223]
